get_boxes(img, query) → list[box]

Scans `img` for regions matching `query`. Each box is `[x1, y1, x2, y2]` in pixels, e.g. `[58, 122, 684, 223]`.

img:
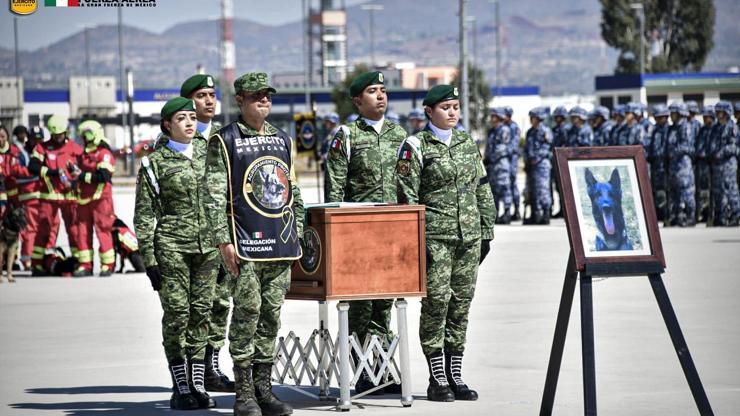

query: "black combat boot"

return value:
[444, 351, 478, 401]
[425, 352, 455, 402]
[511, 206, 521, 221]
[205, 345, 235, 392]
[352, 349, 384, 395]
[234, 365, 262, 416]
[253, 363, 293, 416]
[168, 358, 199, 410]
[188, 359, 217, 408]
[496, 211, 511, 225]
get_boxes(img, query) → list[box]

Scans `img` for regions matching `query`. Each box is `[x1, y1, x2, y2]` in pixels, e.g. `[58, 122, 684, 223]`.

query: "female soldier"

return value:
[134, 97, 219, 411]
[396, 85, 496, 402]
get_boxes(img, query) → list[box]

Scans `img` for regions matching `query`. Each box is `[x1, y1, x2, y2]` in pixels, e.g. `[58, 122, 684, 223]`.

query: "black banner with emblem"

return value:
[215, 122, 302, 261]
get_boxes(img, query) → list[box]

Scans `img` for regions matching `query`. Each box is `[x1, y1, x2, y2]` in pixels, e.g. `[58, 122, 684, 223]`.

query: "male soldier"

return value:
[638, 103, 654, 139]
[324, 70, 408, 394]
[27, 115, 83, 275]
[686, 101, 702, 145]
[550, 106, 570, 218]
[589, 106, 613, 147]
[618, 103, 644, 146]
[17, 126, 46, 269]
[484, 107, 512, 224]
[708, 102, 739, 226]
[204, 72, 302, 416]
[523, 107, 553, 225]
[318, 112, 340, 170]
[666, 102, 695, 227]
[649, 105, 671, 221]
[179, 73, 235, 393]
[408, 108, 426, 134]
[609, 104, 626, 146]
[566, 106, 593, 147]
[694, 106, 715, 223]
[503, 106, 522, 220]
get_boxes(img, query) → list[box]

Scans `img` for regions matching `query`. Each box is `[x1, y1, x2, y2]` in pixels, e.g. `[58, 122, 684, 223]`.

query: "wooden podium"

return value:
[277, 204, 426, 411]
[288, 204, 427, 301]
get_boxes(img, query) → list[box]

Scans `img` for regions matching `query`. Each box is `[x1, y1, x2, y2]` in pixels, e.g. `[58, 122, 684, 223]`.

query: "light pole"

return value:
[126, 67, 135, 176]
[459, 0, 469, 130]
[303, 0, 311, 111]
[83, 25, 94, 117]
[630, 2, 645, 75]
[13, 16, 21, 124]
[361, 4, 383, 68]
[490, 0, 501, 94]
[117, 7, 127, 171]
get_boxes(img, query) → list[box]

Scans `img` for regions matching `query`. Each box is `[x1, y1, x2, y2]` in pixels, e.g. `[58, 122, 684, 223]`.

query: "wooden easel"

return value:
[538, 252, 714, 416]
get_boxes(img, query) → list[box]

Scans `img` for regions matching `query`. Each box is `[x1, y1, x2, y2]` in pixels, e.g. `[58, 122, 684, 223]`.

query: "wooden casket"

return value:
[288, 204, 427, 301]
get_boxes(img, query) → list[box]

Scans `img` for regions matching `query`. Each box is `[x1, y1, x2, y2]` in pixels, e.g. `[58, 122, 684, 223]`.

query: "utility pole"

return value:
[220, 0, 235, 125]
[630, 2, 645, 75]
[303, 0, 311, 111]
[459, 0, 469, 130]
[84, 26, 92, 117]
[491, 0, 501, 94]
[13, 16, 21, 125]
[117, 7, 127, 171]
[361, 4, 383, 68]
[126, 68, 135, 176]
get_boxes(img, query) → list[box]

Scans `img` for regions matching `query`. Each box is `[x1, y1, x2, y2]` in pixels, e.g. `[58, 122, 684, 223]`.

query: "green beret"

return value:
[161, 97, 195, 119]
[349, 71, 384, 97]
[423, 84, 460, 107]
[180, 74, 216, 97]
[234, 72, 277, 94]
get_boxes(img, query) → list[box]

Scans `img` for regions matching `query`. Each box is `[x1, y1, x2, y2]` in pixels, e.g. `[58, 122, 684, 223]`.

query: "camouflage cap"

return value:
[422, 84, 459, 107]
[180, 74, 216, 98]
[349, 71, 384, 97]
[161, 97, 196, 119]
[652, 104, 670, 118]
[701, 106, 715, 118]
[234, 72, 277, 94]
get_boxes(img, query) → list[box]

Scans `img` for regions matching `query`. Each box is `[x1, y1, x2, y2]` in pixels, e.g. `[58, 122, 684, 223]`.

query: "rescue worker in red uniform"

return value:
[0, 124, 20, 219]
[16, 127, 50, 270]
[74, 120, 116, 276]
[27, 115, 83, 276]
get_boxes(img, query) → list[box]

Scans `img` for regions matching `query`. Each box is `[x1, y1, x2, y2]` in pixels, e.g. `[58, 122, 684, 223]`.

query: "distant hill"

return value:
[1, 0, 737, 95]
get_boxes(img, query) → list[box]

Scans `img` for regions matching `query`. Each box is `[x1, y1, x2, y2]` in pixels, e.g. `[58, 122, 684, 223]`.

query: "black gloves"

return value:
[146, 266, 162, 291]
[479, 239, 492, 264]
[216, 265, 227, 285]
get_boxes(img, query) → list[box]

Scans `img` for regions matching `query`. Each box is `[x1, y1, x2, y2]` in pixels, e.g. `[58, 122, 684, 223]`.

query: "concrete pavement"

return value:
[0, 186, 739, 415]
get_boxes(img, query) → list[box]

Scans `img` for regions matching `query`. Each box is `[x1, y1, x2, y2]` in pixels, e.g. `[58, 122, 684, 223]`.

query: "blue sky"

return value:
[1, 0, 368, 51]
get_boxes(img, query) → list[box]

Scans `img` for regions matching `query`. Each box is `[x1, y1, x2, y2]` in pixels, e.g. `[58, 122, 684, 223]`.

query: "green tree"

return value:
[330, 64, 370, 122]
[451, 62, 492, 133]
[600, 0, 715, 74]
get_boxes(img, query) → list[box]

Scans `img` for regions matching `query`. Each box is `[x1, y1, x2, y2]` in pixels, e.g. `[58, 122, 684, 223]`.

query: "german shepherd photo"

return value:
[585, 168, 633, 251]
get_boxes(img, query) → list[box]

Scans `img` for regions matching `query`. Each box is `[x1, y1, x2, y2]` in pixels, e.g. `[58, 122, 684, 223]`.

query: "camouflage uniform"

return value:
[506, 120, 521, 214]
[709, 119, 739, 226]
[617, 122, 644, 146]
[592, 120, 614, 147]
[484, 124, 512, 214]
[324, 117, 407, 341]
[565, 123, 593, 147]
[694, 120, 714, 222]
[134, 134, 219, 362]
[524, 123, 554, 218]
[552, 122, 570, 149]
[649, 121, 670, 220]
[396, 127, 495, 355]
[666, 118, 696, 226]
[203, 119, 304, 367]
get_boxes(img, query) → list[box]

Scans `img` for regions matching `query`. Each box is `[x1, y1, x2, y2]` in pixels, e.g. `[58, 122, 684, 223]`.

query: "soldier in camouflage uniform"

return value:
[686, 101, 702, 146]
[609, 105, 626, 146]
[618, 103, 644, 146]
[708, 102, 739, 226]
[566, 106, 593, 147]
[589, 106, 613, 147]
[484, 107, 512, 224]
[550, 106, 570, 218]
[648, 105, 670, 221]
[324, 71, 408, 395]
[178, 74, 235, 393]
[694, 107, 715, 223]
[203, 72, 303, 416]
[503, 106, 522, 220]
[396, 84, 495, 402]
[524, 107, 554, 225]
[134, 97, 219, 411]
[666, 102, 696, 227]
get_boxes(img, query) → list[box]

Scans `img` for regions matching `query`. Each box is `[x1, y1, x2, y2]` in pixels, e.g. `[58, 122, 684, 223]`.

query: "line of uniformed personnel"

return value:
[0, 117, 117, 277]
[482, 101, 740, 227]
[133, 70, 495, 415]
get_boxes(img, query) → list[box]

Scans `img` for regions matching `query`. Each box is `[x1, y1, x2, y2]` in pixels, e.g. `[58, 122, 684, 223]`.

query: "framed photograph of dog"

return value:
[554, 146, 665, 272]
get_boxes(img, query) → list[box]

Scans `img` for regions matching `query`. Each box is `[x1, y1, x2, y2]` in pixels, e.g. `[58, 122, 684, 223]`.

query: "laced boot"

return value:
[189, 359, 216, 408]
[511, 206, 521, 221]
[425, 352, 454, 402]
[445, 351, 478, 401]
[168, 358, 199, 410]
[205, 345, 235, 392]
[253, 363, 293, 415]
[234, 365, 262, 416]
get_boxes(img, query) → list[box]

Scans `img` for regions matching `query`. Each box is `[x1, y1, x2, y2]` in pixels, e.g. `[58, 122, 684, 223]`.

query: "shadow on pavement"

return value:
[26, 386, 171, 395]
